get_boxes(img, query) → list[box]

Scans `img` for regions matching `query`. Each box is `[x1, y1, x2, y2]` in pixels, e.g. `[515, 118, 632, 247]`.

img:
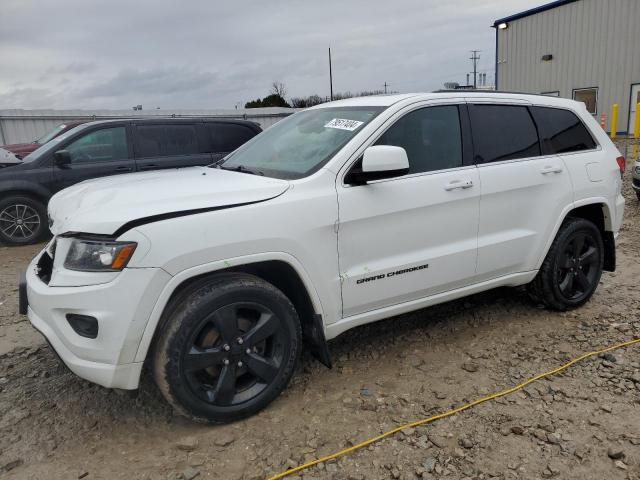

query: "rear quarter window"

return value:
[530, 106, 597, 154]
[163, 125, 199, 156]
[208, 123, 257, 153]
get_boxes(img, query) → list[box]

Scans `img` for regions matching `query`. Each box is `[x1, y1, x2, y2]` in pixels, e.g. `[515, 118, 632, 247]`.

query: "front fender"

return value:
[132, 251, 325, 363]
[0, 179, 52, 201]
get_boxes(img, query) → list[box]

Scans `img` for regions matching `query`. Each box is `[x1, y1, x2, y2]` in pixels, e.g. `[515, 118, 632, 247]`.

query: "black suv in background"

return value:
[0, 118, 261, 245]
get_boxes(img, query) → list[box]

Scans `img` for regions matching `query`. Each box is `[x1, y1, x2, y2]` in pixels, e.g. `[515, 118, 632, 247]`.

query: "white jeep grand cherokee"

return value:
[21, 92, 625, 423]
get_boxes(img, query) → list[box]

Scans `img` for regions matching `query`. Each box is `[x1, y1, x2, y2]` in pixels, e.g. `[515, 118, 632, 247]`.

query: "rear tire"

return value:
[152, 273, 301, 423]
[0, 195, 48, 246]
[528, 217, 603, 310]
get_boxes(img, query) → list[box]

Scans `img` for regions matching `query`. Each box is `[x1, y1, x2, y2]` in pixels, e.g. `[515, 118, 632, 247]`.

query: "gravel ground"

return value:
[1, 156, 639, 480]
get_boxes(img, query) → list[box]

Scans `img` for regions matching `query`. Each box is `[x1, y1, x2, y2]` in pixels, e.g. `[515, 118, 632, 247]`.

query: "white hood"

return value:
[48, 167, 290, 235]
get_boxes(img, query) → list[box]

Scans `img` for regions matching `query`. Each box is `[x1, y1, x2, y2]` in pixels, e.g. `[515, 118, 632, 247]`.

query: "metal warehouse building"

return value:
[494, 0, 640, 134]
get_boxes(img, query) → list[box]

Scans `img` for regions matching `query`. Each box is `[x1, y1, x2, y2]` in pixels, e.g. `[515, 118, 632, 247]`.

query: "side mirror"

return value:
[53, 150, 71, 167]
[346, 145, 409, 185]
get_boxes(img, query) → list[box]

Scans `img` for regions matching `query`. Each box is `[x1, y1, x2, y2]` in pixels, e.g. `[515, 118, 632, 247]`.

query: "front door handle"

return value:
[540, 165, 563, 174]
[114, 166, 133, 172]
[444, 179, 474, 191]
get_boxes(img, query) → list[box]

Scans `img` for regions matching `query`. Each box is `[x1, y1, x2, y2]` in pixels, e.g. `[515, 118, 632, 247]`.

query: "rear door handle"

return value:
[139, 164, 159, 171]
[444, 179, 474, 191]
[114, 166, 133, 172]
[540, 165, 563, 174]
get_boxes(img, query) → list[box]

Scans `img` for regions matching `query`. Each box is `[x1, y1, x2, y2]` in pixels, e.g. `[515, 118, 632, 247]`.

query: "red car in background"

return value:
[2, 121, 85, 159]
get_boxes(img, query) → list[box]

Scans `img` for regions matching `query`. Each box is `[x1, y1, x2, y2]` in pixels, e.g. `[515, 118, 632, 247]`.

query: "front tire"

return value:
[152, 273, 301, 423]
[528, 217, 604, 310]
[0, 195, 48, 246]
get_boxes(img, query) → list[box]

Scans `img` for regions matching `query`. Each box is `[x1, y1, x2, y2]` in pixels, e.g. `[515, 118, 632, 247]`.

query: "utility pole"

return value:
[470, 50, 481, 89]
[329, 47, 334, 101]
[383, 82, 389, 94]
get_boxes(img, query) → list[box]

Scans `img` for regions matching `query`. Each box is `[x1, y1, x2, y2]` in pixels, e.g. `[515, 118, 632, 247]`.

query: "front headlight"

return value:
[64, 238, 137, 272]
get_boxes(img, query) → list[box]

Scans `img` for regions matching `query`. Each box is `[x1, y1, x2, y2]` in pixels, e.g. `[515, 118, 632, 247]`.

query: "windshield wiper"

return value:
[218, 164, 264, 176]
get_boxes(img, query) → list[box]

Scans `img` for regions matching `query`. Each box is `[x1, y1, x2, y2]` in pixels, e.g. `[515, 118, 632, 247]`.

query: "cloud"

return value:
[0, 87, 60, 109]
[81, 67, 217, 98]
[0, 0, 544, 109]
[46, 62, 97, 75]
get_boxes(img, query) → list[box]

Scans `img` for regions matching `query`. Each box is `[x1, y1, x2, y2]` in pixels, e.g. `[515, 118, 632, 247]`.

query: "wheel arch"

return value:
[0, 185, 51, 206]
[564, 202, 615, 272]
[541, 199, 615, 273]
[134, 254, 331, 368]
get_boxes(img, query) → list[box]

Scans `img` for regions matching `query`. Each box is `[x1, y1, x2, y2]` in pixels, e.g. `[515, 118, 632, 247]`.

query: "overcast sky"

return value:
[0, 0, 543, 110]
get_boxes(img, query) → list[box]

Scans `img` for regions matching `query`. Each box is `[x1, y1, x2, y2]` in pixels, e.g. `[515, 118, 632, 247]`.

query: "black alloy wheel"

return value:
[528, 217, 603, 310]
[183, 302, 286, 407]
[153, 273, 301, 423]
[556, 231, 600, 302]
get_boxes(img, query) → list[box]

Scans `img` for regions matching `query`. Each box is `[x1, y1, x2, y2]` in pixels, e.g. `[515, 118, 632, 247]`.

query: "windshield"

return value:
[35, 124, 67, 145]
[22, 123, 88, 163]
[218, 106, 384, 179]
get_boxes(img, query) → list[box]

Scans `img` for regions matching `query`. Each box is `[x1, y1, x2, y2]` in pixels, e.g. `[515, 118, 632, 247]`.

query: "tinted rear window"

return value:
[208, 123, 257, 152]
[530, 106, 597, 154]
[469, 104, 541, 163]
[136, 124, 199, 157]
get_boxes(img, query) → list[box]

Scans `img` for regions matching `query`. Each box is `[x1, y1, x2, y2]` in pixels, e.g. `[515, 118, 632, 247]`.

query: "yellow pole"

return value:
[634, 103, 640, 160]
[610, 103, 618, 140]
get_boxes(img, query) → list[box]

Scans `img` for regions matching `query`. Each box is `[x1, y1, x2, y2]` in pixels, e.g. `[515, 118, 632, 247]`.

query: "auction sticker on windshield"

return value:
[324, 118, 364, 131]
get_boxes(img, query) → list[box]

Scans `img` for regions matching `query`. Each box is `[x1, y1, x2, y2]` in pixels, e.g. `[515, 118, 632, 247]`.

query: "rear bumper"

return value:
[615, 193, 625, 231]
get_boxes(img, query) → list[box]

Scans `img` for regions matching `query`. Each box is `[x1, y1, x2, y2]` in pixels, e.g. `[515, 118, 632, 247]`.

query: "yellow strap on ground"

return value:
[267, 337, 640, 480]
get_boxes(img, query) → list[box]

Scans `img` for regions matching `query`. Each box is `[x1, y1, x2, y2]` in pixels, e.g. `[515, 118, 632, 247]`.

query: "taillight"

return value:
[616, 156, 625, 177]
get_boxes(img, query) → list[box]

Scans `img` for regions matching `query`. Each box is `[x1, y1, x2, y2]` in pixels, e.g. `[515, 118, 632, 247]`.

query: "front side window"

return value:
[374, 105, 462, 174]
[66, 127, 128, 163]
[469, 104, 540, 163]
[530, 106, 596, 154]
[573, 88, 598, 115]
[219, 107, 384, 179]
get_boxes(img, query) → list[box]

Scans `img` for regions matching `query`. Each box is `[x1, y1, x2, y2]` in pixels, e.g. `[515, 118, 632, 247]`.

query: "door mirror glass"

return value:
[53, 150, 71, 167]
[346, 146, 409, 185]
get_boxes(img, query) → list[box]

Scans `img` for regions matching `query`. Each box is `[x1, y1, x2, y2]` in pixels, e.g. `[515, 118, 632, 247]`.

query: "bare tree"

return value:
[271, 82, 287, 100]
[290, 94, 324, 108]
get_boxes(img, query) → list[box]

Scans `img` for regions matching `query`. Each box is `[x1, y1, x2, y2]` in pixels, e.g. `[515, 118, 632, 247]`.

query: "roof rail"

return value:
[432, 89, 566, 99]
